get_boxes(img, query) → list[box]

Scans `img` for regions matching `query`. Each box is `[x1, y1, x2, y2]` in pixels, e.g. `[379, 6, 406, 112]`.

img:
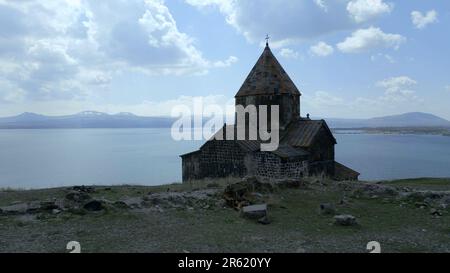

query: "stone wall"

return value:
[248, 152, 308, 179]
[235, 93, 300, 130]
[182, 133, 337, 182]
[182, 141, 311, 182]
[181, 151, 201, 182]
[308, 160, 335, 177]
[182, 140, 248, 182]
[307, 126, 335, 162]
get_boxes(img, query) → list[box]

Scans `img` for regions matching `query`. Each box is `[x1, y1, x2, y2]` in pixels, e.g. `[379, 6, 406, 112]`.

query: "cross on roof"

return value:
[265, 34, 270, 47]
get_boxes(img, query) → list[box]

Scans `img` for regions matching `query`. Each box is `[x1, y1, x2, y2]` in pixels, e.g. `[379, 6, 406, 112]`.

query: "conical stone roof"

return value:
[235, 45, 301, 97]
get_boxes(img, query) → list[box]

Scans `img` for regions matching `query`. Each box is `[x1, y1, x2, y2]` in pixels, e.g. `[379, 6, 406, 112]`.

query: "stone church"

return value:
[181, 42, 359, 182]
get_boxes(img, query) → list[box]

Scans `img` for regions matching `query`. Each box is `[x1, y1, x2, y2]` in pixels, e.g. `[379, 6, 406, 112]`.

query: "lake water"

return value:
[0, 128, 450, 189]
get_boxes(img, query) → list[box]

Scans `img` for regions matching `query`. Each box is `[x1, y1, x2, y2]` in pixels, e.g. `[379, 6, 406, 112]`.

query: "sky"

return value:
[0, 0, 449, 119]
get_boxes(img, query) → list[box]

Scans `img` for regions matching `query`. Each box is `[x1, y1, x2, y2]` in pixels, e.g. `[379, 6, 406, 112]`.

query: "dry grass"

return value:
[169, 177, 241, 191]
[1, 178, 449, 252]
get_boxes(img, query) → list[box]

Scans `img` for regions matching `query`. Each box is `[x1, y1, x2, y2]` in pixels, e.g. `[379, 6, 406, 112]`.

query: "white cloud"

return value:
[185, 0, 387, 47]
[303, 91, 385, 118]
[411, 10, 438, 29]
[314, 0, 328, 12]
[111, 95, 233, 117]
[87, 0, 219, 74]
[279, 48, 301, 60]
[213, 56, 239, 68]
[0, 79, 26, 103]
[377, 76, 417, 91]
[303, 76, 423, 118]
[383, 54, 395, 64]
[0, 0, 237, 104]
[310, 42, 334, 57]
[0, 95, 234, 117]
[307, 91, 344, 108]
[337, 27, 405, 53]
[347, 0, 393, 23]
[371, 53, 395, 63]
[377, 76, 420, 102]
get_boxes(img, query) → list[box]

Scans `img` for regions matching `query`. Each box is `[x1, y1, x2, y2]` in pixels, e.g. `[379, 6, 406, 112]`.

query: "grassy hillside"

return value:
[0, 178, 449, 253]
[381, 178, 450, 191]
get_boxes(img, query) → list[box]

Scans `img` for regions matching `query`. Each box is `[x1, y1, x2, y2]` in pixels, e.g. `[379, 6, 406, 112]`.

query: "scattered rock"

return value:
[25, 201, 42, 214]
[72, 185, 95, 193]
[334, 214, 358, 226]
[83, 200, 104, 211]
[241, 204, 267, 220]
[430, 208, 442, 216]
[339, 198, 350, 206]
[351, 184, 398, 199]
[336, 181, 357, 192]
[251, 192, 264, 198]
[415, 202, 428, 209]
[0, 203, 28, 215]
[65, 190, 91, 202]
[121, 197, 143, 209]
[113, 201, 129, 209]
[143, 189, 218, 210]
[223, 177, 273, 209]
[39, 201, 60, 211]
[0, 200, 64, 216]
[52, 209, 61, 215]
[440, 195, 450, 206]
[216, 199, 227, 208]
[424, 197, 435, 206]
[149, 205, 164, 213]
[404, 191, 444, 203]
[319, 203, 336, 215]
[257, 215, 271, 225]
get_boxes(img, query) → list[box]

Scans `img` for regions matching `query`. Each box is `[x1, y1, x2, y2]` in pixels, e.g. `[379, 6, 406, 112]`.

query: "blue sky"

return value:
[0, 0, 449, 119]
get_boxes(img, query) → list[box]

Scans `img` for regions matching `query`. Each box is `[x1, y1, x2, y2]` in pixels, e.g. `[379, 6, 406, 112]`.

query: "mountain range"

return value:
[0, 111, 449, 129]
[0, 111, 175, 129]
[325, 112, 450, 128]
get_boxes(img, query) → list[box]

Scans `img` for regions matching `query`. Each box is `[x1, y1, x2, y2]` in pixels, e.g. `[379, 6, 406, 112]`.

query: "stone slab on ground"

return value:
[241, 204, 267, 219]
[334, 214, 358, 226]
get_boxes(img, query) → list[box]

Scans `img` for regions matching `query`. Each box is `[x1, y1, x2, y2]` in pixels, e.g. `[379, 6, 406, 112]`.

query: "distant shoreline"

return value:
[1, 111, 450, 130]
[333, 127, 450, 137]
[1, 126, 449, 137]
[3, 177, 450, 192]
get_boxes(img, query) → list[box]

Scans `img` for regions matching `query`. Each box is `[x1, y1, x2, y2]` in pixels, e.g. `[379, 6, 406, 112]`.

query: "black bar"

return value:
[0, 253, 448, 272]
